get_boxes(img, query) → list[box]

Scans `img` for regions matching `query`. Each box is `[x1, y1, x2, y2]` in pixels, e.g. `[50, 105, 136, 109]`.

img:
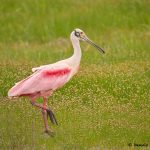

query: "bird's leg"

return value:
[41, 97, 54, 135]
[41, 97, 49, 132]
[43, 97, 58, 126]
[30, 98, 58, 125]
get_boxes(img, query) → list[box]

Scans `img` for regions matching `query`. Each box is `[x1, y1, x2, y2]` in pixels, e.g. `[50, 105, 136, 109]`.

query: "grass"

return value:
[0, 0, 150, 149]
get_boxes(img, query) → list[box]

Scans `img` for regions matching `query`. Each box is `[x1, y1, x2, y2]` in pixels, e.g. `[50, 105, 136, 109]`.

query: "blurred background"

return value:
[0, 0, 149, 149]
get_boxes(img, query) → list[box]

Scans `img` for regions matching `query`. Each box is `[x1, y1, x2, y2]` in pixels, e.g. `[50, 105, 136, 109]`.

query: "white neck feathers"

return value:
[69, 32, 82, 67]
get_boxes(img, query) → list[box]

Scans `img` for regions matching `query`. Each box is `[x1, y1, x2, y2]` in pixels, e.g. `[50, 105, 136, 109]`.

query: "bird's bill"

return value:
[82, 36, 105, 54]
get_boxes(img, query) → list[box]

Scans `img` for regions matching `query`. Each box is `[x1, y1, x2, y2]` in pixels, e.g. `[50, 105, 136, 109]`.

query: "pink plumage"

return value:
[8, 64, 72, 98]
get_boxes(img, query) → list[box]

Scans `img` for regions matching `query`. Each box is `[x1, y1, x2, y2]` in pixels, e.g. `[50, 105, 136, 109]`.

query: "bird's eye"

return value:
[75, 31, 80, 37]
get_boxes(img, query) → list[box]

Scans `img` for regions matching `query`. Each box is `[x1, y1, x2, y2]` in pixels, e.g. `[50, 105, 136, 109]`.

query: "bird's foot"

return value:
[47, 109, 58, 125]
[44, 129, 55, 137]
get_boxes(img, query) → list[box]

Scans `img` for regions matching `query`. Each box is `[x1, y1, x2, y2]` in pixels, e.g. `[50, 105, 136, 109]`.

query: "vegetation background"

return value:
[0, 0, 149, 149]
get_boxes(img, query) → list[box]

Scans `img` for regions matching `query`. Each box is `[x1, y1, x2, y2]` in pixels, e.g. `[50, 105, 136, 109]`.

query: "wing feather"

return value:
[8, 64, 72, 97]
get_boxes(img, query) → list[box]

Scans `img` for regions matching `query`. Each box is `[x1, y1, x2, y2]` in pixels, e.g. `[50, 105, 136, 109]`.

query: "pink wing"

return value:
[8, 64, 72, 97]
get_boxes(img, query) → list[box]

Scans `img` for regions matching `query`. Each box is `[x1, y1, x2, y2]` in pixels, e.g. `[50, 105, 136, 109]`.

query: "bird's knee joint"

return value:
[41, 109, 47, 114]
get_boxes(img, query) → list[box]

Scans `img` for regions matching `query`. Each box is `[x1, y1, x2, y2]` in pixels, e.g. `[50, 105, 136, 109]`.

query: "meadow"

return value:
[0, 0, 150, 149]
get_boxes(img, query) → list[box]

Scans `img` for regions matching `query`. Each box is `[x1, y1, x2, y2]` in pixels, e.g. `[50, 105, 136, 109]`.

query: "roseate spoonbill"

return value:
[8, 28, 105, 135]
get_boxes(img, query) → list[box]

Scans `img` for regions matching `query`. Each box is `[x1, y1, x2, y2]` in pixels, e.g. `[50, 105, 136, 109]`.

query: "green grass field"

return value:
[0, 0, 150, 149]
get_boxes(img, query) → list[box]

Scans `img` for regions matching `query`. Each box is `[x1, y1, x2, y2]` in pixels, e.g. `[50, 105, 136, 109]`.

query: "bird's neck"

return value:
[69, 35, 82, 67]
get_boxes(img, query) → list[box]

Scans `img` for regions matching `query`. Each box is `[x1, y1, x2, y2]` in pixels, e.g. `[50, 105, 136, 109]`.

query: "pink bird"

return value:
[8, 29, 105, 135]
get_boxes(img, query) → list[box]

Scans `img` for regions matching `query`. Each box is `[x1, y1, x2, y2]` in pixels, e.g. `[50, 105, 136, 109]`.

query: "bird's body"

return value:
[8, 31, 81, 99]
[8, 29, 104, 135]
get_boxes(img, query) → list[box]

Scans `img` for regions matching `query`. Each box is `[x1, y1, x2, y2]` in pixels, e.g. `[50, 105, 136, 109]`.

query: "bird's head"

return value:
[73, 28, 105, 54]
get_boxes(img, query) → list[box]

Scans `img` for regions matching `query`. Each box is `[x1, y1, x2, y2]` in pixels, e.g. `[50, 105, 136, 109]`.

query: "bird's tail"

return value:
[8, 88, 17, 99]
[8, 83, 21, 98]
